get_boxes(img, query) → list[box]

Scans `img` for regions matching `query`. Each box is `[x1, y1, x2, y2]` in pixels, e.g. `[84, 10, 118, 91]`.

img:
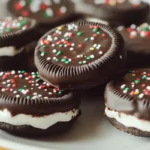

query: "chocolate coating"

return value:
[35, 22, 125, 90]
[105, 68, 150, 121]
[0, 71, 80, 116]
[0, 16, 38, 48]
[7, 0, 77, 27]
[118, 23, 150, 67]
[77, 0, 149, 27]
[37, 23, 111, 66]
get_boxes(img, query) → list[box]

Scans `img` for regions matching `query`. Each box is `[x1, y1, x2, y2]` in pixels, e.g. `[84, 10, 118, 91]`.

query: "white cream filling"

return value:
[85, 17, 109, 25]
[105, 107, 150, 132]
[0, 109, 79, 129]
[0, 46, 23, 56]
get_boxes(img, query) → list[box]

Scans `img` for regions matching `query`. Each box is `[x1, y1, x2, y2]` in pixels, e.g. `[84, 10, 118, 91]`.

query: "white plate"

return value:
[0, 93, 150, 150]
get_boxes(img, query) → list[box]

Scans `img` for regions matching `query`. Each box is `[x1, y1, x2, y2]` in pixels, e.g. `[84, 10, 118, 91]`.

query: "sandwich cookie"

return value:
[7, 0, 80, 33]
[105, 68, 150, 137]
[35, 22, 125, 90]
[77, 0, 149, 27]
[118, 23, 150, 68]
[0, 16, 38, 70]
[0, 70, 80, 137]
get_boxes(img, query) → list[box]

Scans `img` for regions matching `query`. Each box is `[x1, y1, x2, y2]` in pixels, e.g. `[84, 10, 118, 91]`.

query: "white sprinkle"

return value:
[99, 51, 103, 55]
[44, 89, 48, 91]
[52, 49, 57, 53]
[16, 95, 20, 98]
[71, 43, 75, 46]
[90, 55, 94, 58]
[1, 88, 5, 92]
[44, 97, 48, 99]
[11, 71, 15, 75]
[121, 84, 126, 89]
[70, 47, 74, 51]
[68, 59, 72, 62]
[7, 80, 10, 83]
[53, 57, 56, 60]
[53, 0, 60, 4]
[131, 24, 136, 29]
[47, 57, 51, 61]
[52, 44, 55, 47]
[19, 74, 23, 78]
[33, 93, 37, 95]
[120, 55, 122, 59]
[7, 84, 11, 87]
[45, 8, 53, 17]
[54, 37, 58, 40]
[60, 6, 67, 13]
[83, 61, 86, 64]
[139, 93, 144, 99]
[147, 86, 150, 91]
[2, 82, 6, 85]
[25, 77, 29, 80]
[91, 37, 94, 40]
[13, 91, 17, 94]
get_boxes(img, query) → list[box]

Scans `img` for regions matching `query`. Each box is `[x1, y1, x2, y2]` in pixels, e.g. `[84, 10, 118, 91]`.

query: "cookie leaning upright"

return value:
[0, 70, 80, 137]
[77, 0, 149, 27]
[35, 22, 125, 90]
[0, 17, 38, 70]
[105, 68, 150, 137]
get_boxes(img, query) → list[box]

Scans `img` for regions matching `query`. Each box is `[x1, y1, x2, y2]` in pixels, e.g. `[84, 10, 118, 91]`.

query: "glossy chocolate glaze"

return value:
[105, 68, 150, 120]
[35, 22, 125, 90]
[0, 71, 80, 116]
[7, 0, 75, 24]
[118, 23, 150, 67]
[77, 0, 149, 27]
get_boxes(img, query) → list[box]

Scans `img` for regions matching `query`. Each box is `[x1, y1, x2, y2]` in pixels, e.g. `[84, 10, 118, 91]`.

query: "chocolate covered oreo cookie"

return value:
[7, 0, 79, 31]
[118, 23, 150, 68]
[0, 70, 80, 137]
[0, 16, 38, 70]
[77, 0, 149, 27]
[105, 68, 150, 137]
[35, 22, 125, 90]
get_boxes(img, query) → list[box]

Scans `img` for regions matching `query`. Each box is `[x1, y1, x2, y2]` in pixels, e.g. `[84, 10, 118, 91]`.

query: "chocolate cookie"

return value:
[105, 68, 150, 137]
[7, 0, 80, 33]
[0, 16, 38, 70]
[35, 22, 125, 90]
[0, 70, 80, 137]
[118, 23, 150, 68]
[76, 0, 149, 27]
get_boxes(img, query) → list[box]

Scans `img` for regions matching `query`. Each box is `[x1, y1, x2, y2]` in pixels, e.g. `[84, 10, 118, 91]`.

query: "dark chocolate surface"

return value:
[105, 68, 150, 120]
[7, 0, 75, 24]
[0, 17, 31, 35]
[35, 22, 125, 90]
[38, 23, 111, 66]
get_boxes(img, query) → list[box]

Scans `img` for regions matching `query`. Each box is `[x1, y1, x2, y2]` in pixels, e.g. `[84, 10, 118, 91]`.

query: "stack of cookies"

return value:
[0, 0, 149, 138]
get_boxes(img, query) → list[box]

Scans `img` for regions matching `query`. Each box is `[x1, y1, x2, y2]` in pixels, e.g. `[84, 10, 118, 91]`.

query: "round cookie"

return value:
[76, 0, 149, 27]
[35, 22, 125, 90]
[118, 23, 150, 68]
[7, 0, 80, 32]
[105, 68, 150, 137]
[0, 70, 80, 137]
[0, 16, 38, 70]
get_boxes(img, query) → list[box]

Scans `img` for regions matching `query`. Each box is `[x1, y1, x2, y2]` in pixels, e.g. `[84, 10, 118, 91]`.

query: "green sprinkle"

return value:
[6, 27, 12, 32]
[79, 61, 83, 65]
[77, 32, 82, 36]
[59, 44, 63, 47]
[56, 51, 62, 56]
[55, 58, 59, 62]
[26, 96, 30, 99]
[24, 85, 27, 88]
[135, 80, 140, 84]
[93, 28, 98, 32]
[21, 20, 27, 26]
[61, 58, 66, 62]
[41, 51, 46, 56]
[18, 89, 23, 92]
[65, 61, 69, 64]
[66, 37, 69, 40]
[142, 75, 146, 79]
[125, 87, 129, 91]
[58, 91, 62, 95]
[22, 70, 25, 73]
[142, 27, 148, 32]
[86, 56, 91, 60]
[85, 38, 89, 41]
[97, 31, 101, 35]
[36, 78, 41, 82]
